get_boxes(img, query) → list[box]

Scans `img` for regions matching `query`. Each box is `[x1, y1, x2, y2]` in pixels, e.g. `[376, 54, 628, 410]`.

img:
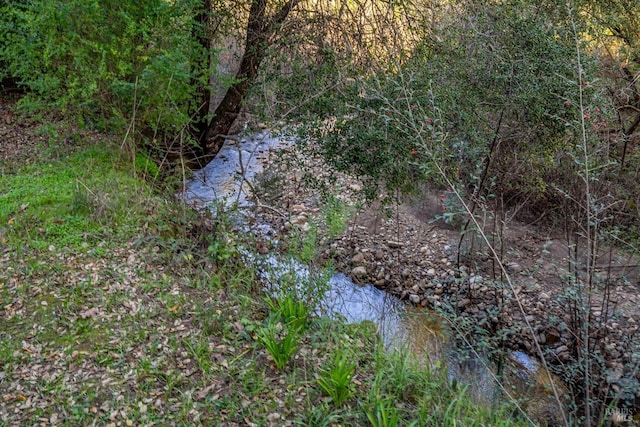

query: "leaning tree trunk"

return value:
[192, 0, 300, 167]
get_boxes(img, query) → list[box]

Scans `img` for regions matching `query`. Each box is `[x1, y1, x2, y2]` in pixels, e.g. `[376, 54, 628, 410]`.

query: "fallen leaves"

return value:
[195, 383, 220, 401]
[79, 307, 101, 319]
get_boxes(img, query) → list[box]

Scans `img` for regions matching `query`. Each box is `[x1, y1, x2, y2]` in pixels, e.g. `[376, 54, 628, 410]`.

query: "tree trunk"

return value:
[620, 67, 640, 170]
[192, 0, 300, 168]
[190, 0, 213, 164]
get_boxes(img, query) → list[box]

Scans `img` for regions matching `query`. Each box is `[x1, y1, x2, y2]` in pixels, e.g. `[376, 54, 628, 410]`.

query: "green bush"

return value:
[289, 0, 590, 207]
[134, 152, 160, 180]
[0, 0, 214, 139]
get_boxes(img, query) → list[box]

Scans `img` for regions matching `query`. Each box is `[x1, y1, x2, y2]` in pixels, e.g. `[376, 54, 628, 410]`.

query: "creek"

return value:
[184, 132, 567, 426]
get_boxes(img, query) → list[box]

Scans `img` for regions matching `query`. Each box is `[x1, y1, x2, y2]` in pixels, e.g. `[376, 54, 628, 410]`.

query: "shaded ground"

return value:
[0, 95, 46, 165]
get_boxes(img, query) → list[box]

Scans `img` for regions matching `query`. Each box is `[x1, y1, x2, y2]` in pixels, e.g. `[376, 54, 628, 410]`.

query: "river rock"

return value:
[387, 240, 404, 248]
[409, 294, 421, 304]
[426, 268, 436, 277]
[554, 345, 569, 356]
[426, 295, 441, 307]
[292, 214, 307, 224]
[351, 252, 365, 264]
[469, 275, 482, 285]
[351, 266, 367, 279]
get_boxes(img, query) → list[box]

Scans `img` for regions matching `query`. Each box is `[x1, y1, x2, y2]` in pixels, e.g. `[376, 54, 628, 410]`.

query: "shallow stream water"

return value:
[184, 132, 447, 353]
[184, 132, 566, 425]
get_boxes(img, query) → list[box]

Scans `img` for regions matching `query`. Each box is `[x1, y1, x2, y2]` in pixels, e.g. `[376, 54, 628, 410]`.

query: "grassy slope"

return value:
[0, 137, 526, 426]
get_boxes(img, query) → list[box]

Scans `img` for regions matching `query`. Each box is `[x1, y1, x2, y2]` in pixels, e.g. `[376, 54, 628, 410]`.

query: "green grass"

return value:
[0, 141, 531, 426]
[288, 219, 319, 263]
[0, 144, 163, 252]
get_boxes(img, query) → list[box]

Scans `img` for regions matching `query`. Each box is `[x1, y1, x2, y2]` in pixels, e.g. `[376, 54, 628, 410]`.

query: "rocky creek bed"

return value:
[241, 133, 640, 422]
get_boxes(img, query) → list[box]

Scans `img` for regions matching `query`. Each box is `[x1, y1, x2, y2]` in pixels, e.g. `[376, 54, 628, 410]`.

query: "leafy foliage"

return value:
[0, 0, 214, 140]
[265, 293, 310, 331]
[317, 353, 356, 406]
[365, 398, 404, 427]
[322, 193, 354, 239]
[258, 318, 303, 370]
[259, 292, 310, 370]
[301, 0, 586, 204]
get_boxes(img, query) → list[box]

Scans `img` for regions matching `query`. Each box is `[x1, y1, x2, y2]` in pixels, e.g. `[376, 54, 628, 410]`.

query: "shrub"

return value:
[0, 0, 214, 144]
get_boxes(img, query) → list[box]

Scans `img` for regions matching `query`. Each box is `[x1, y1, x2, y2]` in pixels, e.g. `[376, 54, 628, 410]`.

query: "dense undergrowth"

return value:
[0, 138, 529, 425]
